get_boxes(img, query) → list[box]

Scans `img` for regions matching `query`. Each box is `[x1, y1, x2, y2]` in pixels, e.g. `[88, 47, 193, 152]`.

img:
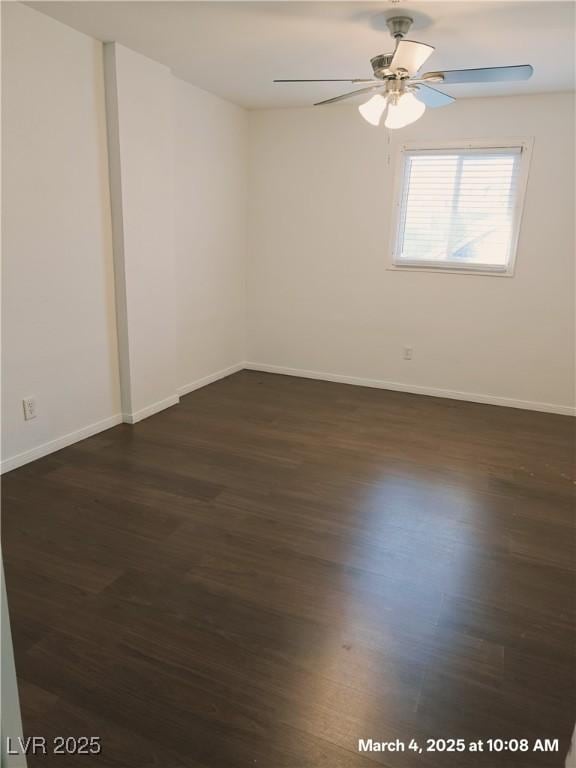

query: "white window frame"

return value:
[388, 138, 534, 276]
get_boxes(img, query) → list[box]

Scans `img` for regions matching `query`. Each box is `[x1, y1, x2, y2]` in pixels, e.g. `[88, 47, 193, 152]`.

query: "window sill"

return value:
[387, 263, 515, 277]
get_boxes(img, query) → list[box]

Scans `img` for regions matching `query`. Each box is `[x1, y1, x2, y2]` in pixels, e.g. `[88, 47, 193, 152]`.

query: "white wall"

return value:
[173, 78, 247, 392]
[2, 0, 573, 480]
[247, 93, 575, 413]
[1, 4, 250, 472]
[1, 2, 121, 471]
[104, 43, 179, 421]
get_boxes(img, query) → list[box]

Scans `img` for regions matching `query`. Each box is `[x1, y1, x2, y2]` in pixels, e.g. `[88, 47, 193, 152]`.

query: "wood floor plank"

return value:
[2, 371, 574, 767]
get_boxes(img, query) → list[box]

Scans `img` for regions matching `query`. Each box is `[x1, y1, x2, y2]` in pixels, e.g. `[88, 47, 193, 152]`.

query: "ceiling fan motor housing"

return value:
[370, 53, 394, 78]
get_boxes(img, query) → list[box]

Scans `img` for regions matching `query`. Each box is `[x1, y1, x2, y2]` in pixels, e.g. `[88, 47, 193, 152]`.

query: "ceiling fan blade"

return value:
[274, 78, 378, 84]
[422, 64, 533, 85]
[390, 40, 435, 76]
[412, 84, 455, 108]
[314, 84, 386, 106]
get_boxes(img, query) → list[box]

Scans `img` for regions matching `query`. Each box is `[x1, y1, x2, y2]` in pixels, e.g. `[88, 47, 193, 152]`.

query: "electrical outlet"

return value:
[403, 346, 413, 361]
[23, 397, 37, 421]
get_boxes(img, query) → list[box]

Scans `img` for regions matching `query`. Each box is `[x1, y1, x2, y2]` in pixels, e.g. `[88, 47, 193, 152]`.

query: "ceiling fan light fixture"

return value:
[358, 93, 388, 126]
[384, 91, 426, 129]
[274, 14, 534, 120]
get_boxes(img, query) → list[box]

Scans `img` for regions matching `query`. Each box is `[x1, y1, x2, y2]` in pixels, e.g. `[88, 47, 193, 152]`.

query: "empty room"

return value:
[1, 1, 575, 766]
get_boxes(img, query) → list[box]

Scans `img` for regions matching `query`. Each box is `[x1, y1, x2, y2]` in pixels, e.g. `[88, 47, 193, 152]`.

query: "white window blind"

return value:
[393, 146, 526, 272]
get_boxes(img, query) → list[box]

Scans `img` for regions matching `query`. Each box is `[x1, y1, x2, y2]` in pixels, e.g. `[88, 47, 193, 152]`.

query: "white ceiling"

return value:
[28, 1, 575, 109]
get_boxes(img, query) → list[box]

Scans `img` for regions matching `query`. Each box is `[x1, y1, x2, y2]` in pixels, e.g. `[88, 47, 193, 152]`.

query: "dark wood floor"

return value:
[2, 371, 575, 767]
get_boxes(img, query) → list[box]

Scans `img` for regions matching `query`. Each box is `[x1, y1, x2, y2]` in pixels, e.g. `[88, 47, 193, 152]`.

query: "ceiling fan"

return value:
[274, 16, 533, 128]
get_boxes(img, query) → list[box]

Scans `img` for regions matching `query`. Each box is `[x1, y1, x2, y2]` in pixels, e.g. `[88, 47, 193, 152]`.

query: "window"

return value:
[391, 141, 532, 274]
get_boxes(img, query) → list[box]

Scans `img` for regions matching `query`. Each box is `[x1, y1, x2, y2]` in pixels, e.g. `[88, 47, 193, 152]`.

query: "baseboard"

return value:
[1, 367, 244, 473]
[122, 394, 180, 425]
[177, 363, 244, 397]
[4, 362, 569, 475]
[244, 362, 575, 416]
[1, 413, 123, 474]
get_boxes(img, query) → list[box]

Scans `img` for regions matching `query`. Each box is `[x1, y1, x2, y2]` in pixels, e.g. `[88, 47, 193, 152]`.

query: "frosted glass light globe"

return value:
[358, 94, 388, 126]
[384, 92, 426, 129]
